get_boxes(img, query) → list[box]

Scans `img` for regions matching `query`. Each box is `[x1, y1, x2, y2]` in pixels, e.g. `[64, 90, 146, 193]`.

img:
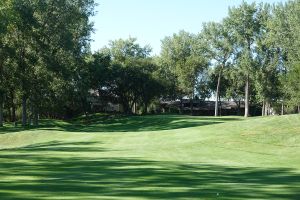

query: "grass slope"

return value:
[0, 114, 300, 199]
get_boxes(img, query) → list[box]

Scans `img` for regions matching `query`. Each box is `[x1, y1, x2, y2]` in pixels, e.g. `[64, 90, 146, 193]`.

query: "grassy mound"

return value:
[0, 114, 299, 199]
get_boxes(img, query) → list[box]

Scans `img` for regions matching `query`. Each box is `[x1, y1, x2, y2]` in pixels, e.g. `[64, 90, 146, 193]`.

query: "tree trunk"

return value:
[262, 100, 265, 116]
[130, 101, 137, 115]
[244, 75, 250, 117]
[281, 102, 284, 115]
[179, 98, 183, 114]
[215, 71, 222, 117]
[22, 95, 27, 127]
[11, 100, 16, 122]
[190, 90, 194, 116]
[218, 95, 222, 116]
[298, 105, 300, 114]
[9, 90, 16, 122]
[33, 106, 39, 126]
[81, 97, 88, 117]
[124, 99, 133, 115]
[144, 102, 148, 115]
[0, 62, 3, 127]
[8, 106, 12, 123]
[264, 101, 268, 116]
[237, 100, 241, 116]
[29, 102, 33, 126]
[0, 95, 3, 127]
[190, 98, 193, 116]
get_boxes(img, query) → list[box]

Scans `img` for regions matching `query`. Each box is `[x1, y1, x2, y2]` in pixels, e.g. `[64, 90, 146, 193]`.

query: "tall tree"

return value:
[103, 38, 155, 114]
[160, 30, 209, 114]
[7, 0, 38, 126]
[273, 0, 300, 112]
[0, 0, 10, 126]
[254, 3, 282, 116]
[202, 21, 233, 116]
[224, 68, 245, 115]
[225, 2, 261, 117]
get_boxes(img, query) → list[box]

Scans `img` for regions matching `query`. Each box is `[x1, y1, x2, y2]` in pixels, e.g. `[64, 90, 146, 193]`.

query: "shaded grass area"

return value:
[0, 114, 242, 133]
[0, 141, 299, 200]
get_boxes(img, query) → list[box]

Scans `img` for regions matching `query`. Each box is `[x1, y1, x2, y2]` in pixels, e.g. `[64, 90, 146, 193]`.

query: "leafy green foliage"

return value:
[89, 38, 165, 114]
[160, 30, 209, 99]
[1, 0, 300, 122]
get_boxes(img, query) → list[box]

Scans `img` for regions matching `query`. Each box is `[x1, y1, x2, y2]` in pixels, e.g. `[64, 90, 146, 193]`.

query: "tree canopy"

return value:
[0, 0, 300, 126]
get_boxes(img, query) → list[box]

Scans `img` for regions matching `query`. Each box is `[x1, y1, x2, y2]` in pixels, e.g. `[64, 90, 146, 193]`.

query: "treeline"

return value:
[0, 0, 300, 126]
[157, 0, 300, 117]
[0, 0, 96, 126]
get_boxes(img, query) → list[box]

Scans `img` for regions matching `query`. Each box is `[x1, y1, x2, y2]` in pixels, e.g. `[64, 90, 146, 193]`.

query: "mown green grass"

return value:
[0, 114, 300, 199]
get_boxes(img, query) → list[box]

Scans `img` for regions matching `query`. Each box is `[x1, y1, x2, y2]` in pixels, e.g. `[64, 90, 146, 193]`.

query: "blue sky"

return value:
[90, 0, 287, 55]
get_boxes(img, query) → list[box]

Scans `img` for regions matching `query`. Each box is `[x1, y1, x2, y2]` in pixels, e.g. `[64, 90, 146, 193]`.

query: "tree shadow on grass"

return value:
[69, 116, 225, 132]
[0, 115, 243, 134]
[0, 141, 299, 199]
[0, 120, 69, 134]
[12, 141, 107, 153]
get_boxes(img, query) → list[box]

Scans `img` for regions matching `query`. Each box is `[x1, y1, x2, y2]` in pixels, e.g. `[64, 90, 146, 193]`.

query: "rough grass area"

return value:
[0, 114, 300, 199]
